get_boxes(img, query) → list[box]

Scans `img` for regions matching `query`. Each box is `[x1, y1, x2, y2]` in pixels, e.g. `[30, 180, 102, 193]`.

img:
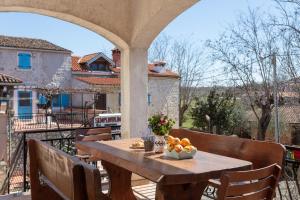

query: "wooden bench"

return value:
[28, 139, 109, 200]
[170, 129, 286, 168]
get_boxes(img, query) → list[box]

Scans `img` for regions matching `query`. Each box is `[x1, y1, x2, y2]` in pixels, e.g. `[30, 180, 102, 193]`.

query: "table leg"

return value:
[155, 180, 208, 200]
[102, 160, 136, 200]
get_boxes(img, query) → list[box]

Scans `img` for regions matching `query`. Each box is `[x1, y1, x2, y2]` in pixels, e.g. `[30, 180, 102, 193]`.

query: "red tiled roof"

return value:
[78, 53, 98, 64]
[72, 56, 87, 72]
[72, 55, 180, 79]
[0, 73, 22, 85]
[75, 77, 120, 85]
[148, 64, 179, 78]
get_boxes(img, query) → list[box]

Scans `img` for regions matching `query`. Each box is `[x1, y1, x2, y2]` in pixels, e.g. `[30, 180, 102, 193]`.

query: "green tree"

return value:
[191, 89, 243, 135]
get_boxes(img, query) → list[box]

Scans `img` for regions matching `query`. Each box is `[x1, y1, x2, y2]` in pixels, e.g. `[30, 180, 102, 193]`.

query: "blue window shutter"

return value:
[61, 94, 70, 107]
[18, 53, 31, 69]
[52, 95, 59, 107]
[39, 94, 47, 104]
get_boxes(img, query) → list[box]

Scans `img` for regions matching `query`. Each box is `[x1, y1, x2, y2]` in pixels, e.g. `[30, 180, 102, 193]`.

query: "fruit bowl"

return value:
[164, 147, 197, 160]
[164, 136, 197, 160]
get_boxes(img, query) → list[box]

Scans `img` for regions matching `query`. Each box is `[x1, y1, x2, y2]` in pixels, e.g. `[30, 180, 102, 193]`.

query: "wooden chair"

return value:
[28, 139, 109, 200]
[170, 129, 286, 197]
[76, 133, 112, 163]
[74, 127, 111, 136]
[217, 164, 281, 200]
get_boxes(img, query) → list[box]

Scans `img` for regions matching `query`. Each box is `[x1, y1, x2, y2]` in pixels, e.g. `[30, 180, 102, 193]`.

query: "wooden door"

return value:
[95, 93, 106, 110]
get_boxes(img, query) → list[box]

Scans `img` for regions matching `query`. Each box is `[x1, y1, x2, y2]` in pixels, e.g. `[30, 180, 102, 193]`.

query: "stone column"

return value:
[121, 48, 148, 138]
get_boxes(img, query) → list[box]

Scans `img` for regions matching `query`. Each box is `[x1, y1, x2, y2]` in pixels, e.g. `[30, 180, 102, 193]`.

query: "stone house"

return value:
[0, 35, 180, 126]
[0, 35, 72, 118]
[71, 49, 180, 126]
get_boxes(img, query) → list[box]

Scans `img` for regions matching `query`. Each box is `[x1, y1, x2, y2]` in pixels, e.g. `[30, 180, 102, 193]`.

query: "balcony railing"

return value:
[11, 112, 92, 132]
[1, 127, 122, 194]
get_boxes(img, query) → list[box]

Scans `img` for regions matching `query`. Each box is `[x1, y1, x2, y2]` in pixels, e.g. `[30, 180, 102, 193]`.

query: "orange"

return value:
[167, 143, 175, 152]
[174, 144, 183, 153]
[180, 138, 191, 147]
[167, 135, 175, 144]
[184, 145, 193, 152]
[173, 137, 181, 145]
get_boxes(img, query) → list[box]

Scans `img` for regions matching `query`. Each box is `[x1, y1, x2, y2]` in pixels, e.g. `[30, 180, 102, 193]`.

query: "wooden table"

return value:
[76, 139, 252, 200]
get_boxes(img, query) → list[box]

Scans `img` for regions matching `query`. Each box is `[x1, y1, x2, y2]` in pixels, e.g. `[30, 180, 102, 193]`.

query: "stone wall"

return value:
[0, 48, 72, 88]
[148, 77, 180, 128]
[71, 76, 180, 126]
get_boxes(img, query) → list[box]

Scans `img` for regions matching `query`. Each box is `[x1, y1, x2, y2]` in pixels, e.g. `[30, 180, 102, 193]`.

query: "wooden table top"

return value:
[76, 138, 252, 185]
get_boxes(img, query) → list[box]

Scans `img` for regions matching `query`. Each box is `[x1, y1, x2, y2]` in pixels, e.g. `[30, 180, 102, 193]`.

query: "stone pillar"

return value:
[121, 48, 148, 138]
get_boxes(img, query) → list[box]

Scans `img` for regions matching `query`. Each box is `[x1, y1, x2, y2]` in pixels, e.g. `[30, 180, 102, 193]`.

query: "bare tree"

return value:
[273, 0, 300, 97]
[207, 9, 281, 140]
[149, 35, 204, 126]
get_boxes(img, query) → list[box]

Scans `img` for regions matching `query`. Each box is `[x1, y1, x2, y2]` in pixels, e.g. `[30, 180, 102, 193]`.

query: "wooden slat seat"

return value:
[28, 139, 109, 200]
[217, 164, 281, 200]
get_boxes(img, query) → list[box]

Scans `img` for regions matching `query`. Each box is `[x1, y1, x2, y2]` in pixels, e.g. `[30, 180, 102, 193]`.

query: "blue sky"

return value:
[0, 0, 276, 57]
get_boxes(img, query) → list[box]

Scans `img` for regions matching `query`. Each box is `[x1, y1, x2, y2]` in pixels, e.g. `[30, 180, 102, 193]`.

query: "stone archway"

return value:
[0, 0, 200, 137]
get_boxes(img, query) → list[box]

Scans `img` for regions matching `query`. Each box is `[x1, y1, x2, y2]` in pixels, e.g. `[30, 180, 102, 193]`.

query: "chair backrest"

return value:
[74, 127, 111, 136]
[170, 129, 286, 168]
[81, 133, 112, 142]
[217, 164, 281, 200]
[28, 139, 108, 200]
[28, 139, 84, 200]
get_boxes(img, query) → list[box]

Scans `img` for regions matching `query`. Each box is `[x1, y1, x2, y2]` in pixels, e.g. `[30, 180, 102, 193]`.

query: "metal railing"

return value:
[11, 112, 93, 132]
[0, 127, 121, 194]
[0, 135, 24, 194]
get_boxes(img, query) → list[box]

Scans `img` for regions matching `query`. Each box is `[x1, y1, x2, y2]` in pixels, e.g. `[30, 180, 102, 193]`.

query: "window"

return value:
[19, 92, 31, 106]
[38, 94, 47, 105]
[147, 94, 152, 105]
[51, 93, 70, 108]
[18, 53, 31, 69]
[90, 63, 107, 71]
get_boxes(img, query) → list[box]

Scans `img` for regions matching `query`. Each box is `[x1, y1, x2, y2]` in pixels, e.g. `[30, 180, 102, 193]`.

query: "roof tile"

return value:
[0, 73, 22, 85]
[0, 35, 71, 52]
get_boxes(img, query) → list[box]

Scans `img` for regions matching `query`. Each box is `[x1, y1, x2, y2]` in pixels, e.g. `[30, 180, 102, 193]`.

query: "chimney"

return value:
[112, 48, 121, 67]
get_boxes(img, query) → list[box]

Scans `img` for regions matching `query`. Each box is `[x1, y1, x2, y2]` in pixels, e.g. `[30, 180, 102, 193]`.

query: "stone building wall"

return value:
[70, 76, 180, 126]
[0, 48, 72, 114]
[0, 48, 72, 88]
[148, 77, 180, 128]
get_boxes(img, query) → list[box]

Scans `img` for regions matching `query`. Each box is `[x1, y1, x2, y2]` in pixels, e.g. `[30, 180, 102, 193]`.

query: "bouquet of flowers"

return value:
[148, 114, 175, 136]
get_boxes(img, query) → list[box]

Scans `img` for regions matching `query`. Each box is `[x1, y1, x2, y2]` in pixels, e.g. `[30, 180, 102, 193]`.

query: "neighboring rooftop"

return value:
[0, 73, 23, 85]
[71, 53, 180, 79]
[0, 35, 71, 52]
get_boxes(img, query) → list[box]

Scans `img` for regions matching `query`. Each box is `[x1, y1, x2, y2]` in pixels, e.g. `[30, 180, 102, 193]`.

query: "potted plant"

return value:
[148, 114, 175, 153]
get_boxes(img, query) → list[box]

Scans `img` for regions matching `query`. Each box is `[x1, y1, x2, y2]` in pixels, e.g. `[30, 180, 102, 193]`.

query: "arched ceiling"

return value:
[0, 0, 199, 50]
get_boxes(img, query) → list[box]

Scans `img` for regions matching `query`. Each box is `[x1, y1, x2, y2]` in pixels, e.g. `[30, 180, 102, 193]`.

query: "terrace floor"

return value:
[0, 181, 297, 200]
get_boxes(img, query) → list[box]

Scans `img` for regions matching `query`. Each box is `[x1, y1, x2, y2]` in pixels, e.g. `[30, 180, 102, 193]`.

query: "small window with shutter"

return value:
[18, 53, 31, 69]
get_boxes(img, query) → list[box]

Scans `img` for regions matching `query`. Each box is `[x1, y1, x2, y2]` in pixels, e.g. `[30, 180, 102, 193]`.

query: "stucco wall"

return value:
[0, 48, 72, 88]
[148, 77, 180, 128]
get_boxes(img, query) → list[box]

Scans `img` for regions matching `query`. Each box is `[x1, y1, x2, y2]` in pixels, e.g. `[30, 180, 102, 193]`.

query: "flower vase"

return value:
[154, 135, 166, 153]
